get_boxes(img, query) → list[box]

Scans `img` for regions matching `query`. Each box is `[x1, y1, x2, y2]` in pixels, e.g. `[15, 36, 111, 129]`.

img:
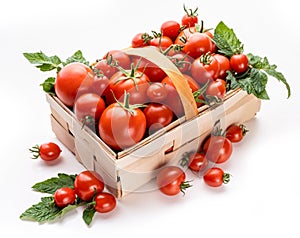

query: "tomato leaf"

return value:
[20, 196, 77, 223]
[213, 21, 244, 57]
[64, 50, 89, 66]
[23, 51, 62, 72]
[40, 77, 56, 94]
[32, 173, 76, 195]
[247, 53, 291, 98]
[82, 206, 96, 226]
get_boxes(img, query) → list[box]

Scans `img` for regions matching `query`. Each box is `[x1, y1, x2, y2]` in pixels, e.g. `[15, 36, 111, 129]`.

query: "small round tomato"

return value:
[146, 82, 168, 103]
[103, 50, 131, 69]
[132, 32, 151, 48]
[181, 5, 198, 28]
[30, 142, 62, 161]
[143, 103, 173, 133]
[74, 93, 105, 126]
[205, 79, 226, 99]
[149, 35, 173, 50]
[160, 20, 181, 41]
[169, 53, 192, 73]
[214, 54, 231, 79]
[203, 167, 230, 187]
[94, 192, 117, 213]
[156, 166, 191, 196]
[230, 54, 249, 74]
[54, 187, 76, 208]
[55, 62, 94, 107]
[98, 93, 147, 151]
[74, 170, 105, 201]
[188, 152, 208, 172]
[94, 59, 116, 78]
[90, 75, 110, 98]
[203, 136, 233, 164]
[226, 124, 248, 143]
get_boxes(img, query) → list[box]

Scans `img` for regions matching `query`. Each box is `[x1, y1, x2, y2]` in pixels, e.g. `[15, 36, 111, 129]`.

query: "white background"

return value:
[1, 0, 299, 237]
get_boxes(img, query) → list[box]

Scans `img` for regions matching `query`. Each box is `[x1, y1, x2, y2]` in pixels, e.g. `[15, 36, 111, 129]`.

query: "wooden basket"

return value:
[46, 47, 261, 198]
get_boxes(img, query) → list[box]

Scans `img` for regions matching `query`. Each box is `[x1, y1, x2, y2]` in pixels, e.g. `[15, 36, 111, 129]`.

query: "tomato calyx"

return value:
[183, 4, 198, 18]
[199, 52, 213, 65]
[81, 115, 96, 130]
[113, 91, 146, 115]
[29, 145, 41, 159]
[222, 172, 231, 184]
[180, 180, 192, 195]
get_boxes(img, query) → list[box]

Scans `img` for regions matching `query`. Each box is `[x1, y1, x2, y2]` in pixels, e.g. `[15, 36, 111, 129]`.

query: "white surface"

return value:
[1, 0, 299, 237]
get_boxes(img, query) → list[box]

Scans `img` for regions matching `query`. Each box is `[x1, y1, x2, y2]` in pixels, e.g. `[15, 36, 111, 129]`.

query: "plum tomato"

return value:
[226, 124, 248, 143]
[188, 152, 208, 172]
[29, 142, 62, 161]
[203, 167, 231, 187]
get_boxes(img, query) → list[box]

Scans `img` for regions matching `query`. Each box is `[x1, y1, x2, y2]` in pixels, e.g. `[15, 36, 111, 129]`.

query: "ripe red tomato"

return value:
[205, 79, 226, 99]
[181, 5, 198, 28]
[226, 124, 248, 143]
[174, 26, 196, 46]
[203, 167, 231, 187]
[191, 54, 220, 85]
[94, 192, 117, 213]
[94, 59, 116, 78]
[54, 187, 76, 208]
[188, 152, 208, 172]
[132, 32, 151, 48]
[162, 74, 200, 93]
[160, 20, 181, 41]
[146, 82, 168, 103]
[90, 75, 110, 98]
[103, 50, 131, 69]
[55, 62, 94, 107]
[162, 83, 184, 118]
[30, 142, 62, 161]
[74, 170, 105, 201]
[203, 136, 232, 164]
[143, 103, 173, 133]
[214, 54, 231, 79]
[156, 166, 191, 196]
[149, 35, 173, 50]
[98, 96, 146, 151]
[169, 53, 192, 73]
[74, 93, 105, 126]
[230, 54, 249, 74]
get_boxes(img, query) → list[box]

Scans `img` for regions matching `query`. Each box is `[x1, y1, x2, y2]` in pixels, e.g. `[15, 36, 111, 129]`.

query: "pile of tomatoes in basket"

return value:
[54, 5, 249, 152]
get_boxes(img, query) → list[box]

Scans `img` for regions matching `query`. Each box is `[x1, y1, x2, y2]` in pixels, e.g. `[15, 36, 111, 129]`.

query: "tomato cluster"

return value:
[52, 5, 250, 152]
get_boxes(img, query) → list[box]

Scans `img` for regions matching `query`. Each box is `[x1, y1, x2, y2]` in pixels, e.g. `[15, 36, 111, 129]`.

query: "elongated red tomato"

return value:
[203, 167, 231, 187]
[30, 142, 62, 161]
[203, 136, 232, 164]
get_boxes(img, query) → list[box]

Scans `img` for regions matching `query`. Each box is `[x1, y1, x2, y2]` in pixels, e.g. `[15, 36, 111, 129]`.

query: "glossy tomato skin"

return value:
[162, 84, 184, 118]
[182, 15, 198, 28]
[205, 79, 226, 99]
[188, 152, 208, 172]
[90, 75, 110, 98]
[103, 50, 131, 69]
[55, 62, 94, 107]
[54, 187, 76, 208]
[94, 59, 116, 78]
[94, 192, 116, 213]
[132, 33, 150, 48]
[230, 54, 249, 74]
[39, 142, 62, 161]
[226, 124, 246, 143]
[160, 20, 181, 41]
[149, 36, 173, 50]
[156, 166, 187, 196]
[143, 103, 173, 133]
[74, 93, 105, 124]
[146, 82, 168, 103]
[162, 74, 200, 93]
[203, 136, 233, 164]
[169, 53, 192, 73]
[74, 171, 104, 201]
[214, 54, 231, 79]
[203, 167, 230, 187]
[98, 103, 146, 151]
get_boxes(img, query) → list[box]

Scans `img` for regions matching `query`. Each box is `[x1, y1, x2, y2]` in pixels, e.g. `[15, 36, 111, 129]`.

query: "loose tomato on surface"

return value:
[98, 92, 146, 151]
[230, 53, 249, 74]
[156, 166, 191, 196]
[226, 124, 248, 143]
[181, 5, 198, 28]
[54, 187, 76, 208]
[29, 142, 62, 161]
[188, 152, 209, 172]
[94, 192, 117, 213]
[55, 62, 94, 107]
[143, 103, 173, 133]
[160, 20, 181, 41]
[203, 135, 233, 164]
[74, 93, 105, 127]
[203, 167, 231, 187]
[213, 54, 231, 79]
[74, 170, 105, 201]
[205, 79, 226, 99]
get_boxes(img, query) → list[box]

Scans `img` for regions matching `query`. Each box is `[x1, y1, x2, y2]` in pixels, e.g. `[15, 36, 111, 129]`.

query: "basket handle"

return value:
[124, 47, 198, 120]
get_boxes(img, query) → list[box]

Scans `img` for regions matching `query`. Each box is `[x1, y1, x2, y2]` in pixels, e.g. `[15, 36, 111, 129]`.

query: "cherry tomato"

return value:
[98, 93, 146, 151]
[205, 79, 226, 99]
[149, 35, 173, 51]
[191, 54, 220, 84]
[156, 166, 191, 196]
[160, 20, 181, 41]
[162, 74, 200, 93]
[74, 93, 105, 126]
[94, 192, 117, 213]
[54, 187, 76, 208]
[146, 82, 168, 103]
[203, 167, 230, 187]
[143, 103, 173, 133]
[132, 32, 151, 48]
[90, 75, 110, 98]
[29, 142, 62, 161]
[181, 5, 198, 28]
[203, 136, 233, 164]
[74, 170, 105, 201]
[103, 50, 131, 69]
[230, 54, 249, 74]
[188, 152, 208, 172]
[94, 59, 116, 78]
[174, 26, 196, 46]
[169, 53, 192, 73]
[55, 62, 94, 107]
[226, 124, 248, 143]
[214, 54, 231, 79]
[162, 83, 184, 118]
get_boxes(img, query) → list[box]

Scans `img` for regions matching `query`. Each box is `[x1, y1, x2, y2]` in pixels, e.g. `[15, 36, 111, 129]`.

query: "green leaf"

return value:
[32, 173, 76, 195]
[40, 77, 56, 94]
[213, 21, 244, 57]
[64, 50, 89, 66]
[247, 53, 291, 98]
[23, 52, 62, 72]
[82, 206, 96, 226]
[20, 196, 78, 223]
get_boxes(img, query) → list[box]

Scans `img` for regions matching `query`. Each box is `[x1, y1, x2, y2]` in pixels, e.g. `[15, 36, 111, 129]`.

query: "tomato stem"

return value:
[180, 180, 192, 195]
[29, 145, 40, 159]
[222, 173, 231, 184]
